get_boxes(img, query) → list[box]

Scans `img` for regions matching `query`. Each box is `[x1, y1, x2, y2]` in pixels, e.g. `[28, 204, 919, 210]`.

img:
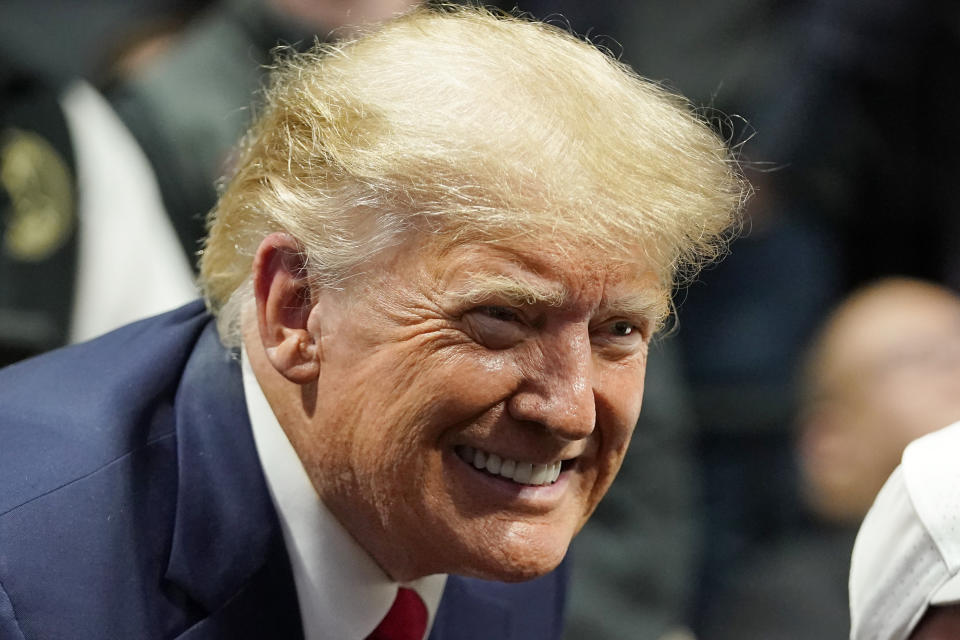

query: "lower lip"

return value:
[445, 449, 573, 509]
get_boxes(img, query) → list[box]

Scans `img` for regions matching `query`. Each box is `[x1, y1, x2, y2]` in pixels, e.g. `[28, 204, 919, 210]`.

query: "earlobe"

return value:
[252, 233, 321, 384]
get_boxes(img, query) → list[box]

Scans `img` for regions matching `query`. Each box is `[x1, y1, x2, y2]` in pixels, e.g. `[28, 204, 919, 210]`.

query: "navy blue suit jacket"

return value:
[0, 302, 567, 639]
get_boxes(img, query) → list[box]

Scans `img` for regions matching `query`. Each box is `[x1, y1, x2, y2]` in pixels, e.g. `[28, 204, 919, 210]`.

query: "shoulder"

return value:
[0, 300, 211, 515]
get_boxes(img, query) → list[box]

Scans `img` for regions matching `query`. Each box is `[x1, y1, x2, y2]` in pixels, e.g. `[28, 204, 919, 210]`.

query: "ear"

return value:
[252, 232, 321, 384]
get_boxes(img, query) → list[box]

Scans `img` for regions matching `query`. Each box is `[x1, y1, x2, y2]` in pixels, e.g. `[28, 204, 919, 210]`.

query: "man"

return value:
[0, 7, 744, 639]
[798, 277, 960, 524]
[849, 421, 960, 639]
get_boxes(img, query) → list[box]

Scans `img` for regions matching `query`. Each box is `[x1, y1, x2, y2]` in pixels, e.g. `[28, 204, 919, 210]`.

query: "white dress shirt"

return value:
[242, 350, 447, 639]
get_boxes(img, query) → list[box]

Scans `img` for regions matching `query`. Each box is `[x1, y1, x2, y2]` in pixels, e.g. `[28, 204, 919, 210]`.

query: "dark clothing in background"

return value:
[698, 524, 856, 640]
[0, 75, 78, 365]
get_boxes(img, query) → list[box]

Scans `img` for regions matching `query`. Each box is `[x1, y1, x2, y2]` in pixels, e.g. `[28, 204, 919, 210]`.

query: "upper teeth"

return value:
[455, 445, 563, 486]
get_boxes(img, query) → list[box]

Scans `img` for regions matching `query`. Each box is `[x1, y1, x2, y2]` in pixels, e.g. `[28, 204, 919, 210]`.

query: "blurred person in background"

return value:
[798, 278, 960, 525]
[698, 276, 960, 639]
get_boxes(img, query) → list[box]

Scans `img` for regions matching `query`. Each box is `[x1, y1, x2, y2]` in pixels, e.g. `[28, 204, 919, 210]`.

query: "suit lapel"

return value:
[162, 320, 301, 634]
[174, 541, 302, 639]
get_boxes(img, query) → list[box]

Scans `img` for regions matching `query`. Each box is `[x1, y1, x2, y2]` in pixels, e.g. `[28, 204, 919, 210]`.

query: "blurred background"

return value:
[3, 0, 960, 638]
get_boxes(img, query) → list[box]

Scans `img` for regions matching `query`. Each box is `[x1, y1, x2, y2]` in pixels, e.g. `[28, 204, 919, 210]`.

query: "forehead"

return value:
[420, 238, 666, 318]
[821, 291, 960, 376]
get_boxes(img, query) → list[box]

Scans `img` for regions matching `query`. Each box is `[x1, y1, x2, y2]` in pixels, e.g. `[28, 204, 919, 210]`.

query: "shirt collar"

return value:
[241, 349, 447, 640]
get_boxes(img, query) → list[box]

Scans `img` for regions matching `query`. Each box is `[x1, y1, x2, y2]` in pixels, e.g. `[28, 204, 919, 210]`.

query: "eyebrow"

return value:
[453, 273, 566, 307]
[452, 272, 670, 324]
[608, 290, 670, 325]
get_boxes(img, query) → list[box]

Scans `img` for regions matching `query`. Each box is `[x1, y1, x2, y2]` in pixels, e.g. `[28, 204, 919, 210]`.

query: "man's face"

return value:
[799, 290, 960, 523]
[296, 236, 659, 581]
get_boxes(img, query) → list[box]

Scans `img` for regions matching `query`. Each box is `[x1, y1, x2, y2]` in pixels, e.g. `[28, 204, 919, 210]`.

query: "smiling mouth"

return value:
[454, 445, 572, 486]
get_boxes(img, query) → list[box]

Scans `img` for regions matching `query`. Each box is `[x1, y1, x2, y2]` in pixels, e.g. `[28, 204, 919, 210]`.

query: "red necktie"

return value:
[366, 587, 428, 640]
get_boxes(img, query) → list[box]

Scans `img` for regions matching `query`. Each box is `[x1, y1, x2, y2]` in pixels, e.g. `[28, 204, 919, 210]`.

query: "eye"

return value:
[603, 318, 646, 339]
[610, 320, 637, 337]
[479, 306, 521, 323]
[463, 306, 527, 349]
[592, 317, 649, 356]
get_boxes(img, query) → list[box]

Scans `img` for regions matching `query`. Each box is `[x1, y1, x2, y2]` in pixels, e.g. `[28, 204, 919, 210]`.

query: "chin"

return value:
[489, 561, 566, 584]
[449, 526, 572, 583]
[460, 553, 568, 583]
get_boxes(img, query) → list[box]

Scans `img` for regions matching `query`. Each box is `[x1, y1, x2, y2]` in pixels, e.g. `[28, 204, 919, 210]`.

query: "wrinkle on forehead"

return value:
[436, 242, 669, 323]
[452, 271, 667, 319]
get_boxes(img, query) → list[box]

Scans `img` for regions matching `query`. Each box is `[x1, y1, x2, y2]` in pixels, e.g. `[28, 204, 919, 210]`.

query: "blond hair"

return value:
[199, 5, 747, 344]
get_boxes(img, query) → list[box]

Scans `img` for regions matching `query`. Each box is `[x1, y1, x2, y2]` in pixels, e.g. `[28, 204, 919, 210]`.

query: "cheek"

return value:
[591, 419, 635, 498]
[598, 363, 646, 447]
[412, 350, 520, 428]
[346, 353, 515, 491]
[583, 364, 645, 510]
[575, 418, 637, 531]
[610, 347, 647, 403]
[478, 519, 574, 580]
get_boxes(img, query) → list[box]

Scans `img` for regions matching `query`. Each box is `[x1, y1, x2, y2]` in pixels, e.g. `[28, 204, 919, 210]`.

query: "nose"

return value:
[507, 329, 596, 441]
